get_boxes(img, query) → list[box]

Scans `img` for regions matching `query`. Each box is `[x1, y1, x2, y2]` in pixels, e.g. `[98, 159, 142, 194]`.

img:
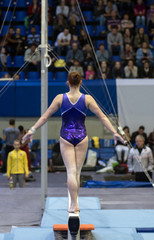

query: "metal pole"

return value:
[41, 0, 48, 210]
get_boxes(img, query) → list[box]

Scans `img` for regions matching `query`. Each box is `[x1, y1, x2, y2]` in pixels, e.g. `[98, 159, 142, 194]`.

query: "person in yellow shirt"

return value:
[7, 139, 29, 188]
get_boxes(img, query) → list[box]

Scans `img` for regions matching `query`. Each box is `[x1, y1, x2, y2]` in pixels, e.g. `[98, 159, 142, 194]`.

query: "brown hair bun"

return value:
[68, 72, 81, 86]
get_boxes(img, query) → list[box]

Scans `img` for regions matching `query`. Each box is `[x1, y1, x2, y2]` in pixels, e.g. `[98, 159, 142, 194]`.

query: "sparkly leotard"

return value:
[60, 93, 87, 146]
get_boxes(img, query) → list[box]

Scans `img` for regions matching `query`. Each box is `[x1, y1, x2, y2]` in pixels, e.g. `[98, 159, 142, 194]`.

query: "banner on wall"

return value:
[116, 79, 154, 135]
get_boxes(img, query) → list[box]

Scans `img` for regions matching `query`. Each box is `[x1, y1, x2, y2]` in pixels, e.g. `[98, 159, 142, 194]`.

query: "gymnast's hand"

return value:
[22, 127, 36, 144]
[113, 133, 127, 145]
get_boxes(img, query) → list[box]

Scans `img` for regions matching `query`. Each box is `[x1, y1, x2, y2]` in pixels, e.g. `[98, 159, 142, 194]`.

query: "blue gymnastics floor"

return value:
[2, 197, 154, 240]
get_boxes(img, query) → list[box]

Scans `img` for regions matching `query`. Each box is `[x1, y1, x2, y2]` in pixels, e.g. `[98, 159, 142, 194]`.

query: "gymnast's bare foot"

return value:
[67, 207, 80, 213]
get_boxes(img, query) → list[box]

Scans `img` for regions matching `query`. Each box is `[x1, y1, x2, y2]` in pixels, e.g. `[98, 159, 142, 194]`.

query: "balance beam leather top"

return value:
[53, 224, 95, 231]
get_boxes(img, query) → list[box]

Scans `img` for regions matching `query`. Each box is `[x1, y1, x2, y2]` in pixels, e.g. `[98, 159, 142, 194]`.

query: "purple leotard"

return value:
[60, 93, 87, 146]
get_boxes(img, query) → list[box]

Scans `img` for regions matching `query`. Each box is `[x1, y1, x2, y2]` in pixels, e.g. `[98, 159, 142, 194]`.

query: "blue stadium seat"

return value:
[0, 72, 11, 78]
[55, 71, 67, 81]
[111, 56, 121, 62]
[27, 72, 40, 81]
[146, 0, 154, 6]
[0, 25, 9, 36]
[48, 0, 53, 6]
[14, 11, 27, 22]
[95, 40, 107, 49]
[7, 56, 12, 67]
[2, 11, 14, 22]
[95, 25, 107, 36]
[48, 26, 53, 37]
[14, 1, 28, 7]
[82, 25, 94, 36]
[48, 72, 54, 81]
[19, 72, 25, 80]
[14, 56, 24, 68]
[83, 11, 93, 21]
[1, 0, 14, 7]
[6, 56, 24, 68]
[15, 25, 26, 36]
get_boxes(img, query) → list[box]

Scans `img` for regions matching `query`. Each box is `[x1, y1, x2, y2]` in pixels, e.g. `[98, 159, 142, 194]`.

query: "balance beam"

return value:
[53, 224, 95, 231]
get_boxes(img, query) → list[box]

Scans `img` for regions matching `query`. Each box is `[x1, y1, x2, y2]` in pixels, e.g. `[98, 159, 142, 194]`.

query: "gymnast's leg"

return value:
[60, 136, 88, 212]
[75, 136, 88, 195]
[60, 137, 78, 212]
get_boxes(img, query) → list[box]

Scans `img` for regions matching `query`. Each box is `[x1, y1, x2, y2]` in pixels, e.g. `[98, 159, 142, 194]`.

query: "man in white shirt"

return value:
[55, 27, 71, 56]
[128, 135, 153, 181]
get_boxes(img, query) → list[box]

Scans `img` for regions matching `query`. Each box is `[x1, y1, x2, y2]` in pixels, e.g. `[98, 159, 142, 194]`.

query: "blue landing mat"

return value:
[41, 209, 154, 228]
[0, 234, 4, 240]
[84, 180, 152, 188]
[92, 228, 142, 240]
[11, 228, 54, 240]
[141, 233, 154, 240]
[45, 197, 101, 210]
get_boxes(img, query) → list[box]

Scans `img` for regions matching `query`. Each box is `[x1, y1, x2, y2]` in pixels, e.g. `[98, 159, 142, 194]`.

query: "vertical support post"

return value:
[41, 0, 48, 210]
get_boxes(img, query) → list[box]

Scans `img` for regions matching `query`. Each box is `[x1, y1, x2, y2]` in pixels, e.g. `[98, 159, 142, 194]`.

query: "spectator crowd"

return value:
[0, 0, 154, 80]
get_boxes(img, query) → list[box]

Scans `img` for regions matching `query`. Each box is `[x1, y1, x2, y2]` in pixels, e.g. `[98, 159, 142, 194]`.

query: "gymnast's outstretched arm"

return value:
[22, 94, 63, 143]
[85, 95, 125, 144]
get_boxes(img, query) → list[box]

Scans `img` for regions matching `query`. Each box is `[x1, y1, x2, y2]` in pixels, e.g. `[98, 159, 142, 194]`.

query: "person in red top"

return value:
[18, 126, 31, 172]
[27, 0, 41, 25]
[134, 0, 146, 26]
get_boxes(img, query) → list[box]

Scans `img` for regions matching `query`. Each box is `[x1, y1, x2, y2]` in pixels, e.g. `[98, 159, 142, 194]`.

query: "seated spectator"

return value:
[134, 0, 146, 26]
[69, 59, 84, 78]
[70, 35, 80, 46]
[134, 27, 149, 50]
[69, 0, 80, 22]
[27, 26, 40, 46]
[107, 26, 123, 56]
[112, 61, 124, 79]
[115, 126, 130, 163]
[147, 3, 154, 24]
[148, 130, 154, 156]
[0, 47, 7, 71]
[85, 65, 95, 80]
[52, 14, 68, 43]
[69, 13, 78, 35]
[94, 0, 106, 25]
[3, 73, 10, 79]
[79, 29, 88, 49]
[139, 61, 154, 78]
[15, 28, 26, 55]
[128, 135, 153, 182]
[123, 28, 134, 46]
[121, 43, 135, 64]
[27, 0, 41, 26]
[66, 42, 84, 67]
[131, 126, 148, 146]
[136, 41, 153, 67]
[54, 27, 71, 56]
[121, 13, 134, 32]
[0, 27, 16, 63]
[148, 13, 154, 36]
[24, 43, 41, 77]
[107, 10, 121, 32]
[56, 0, 69, 19]
[124, 60, 138, 78]
[100, 60, 111, 79]
[96, 43, 109, 63]
[13, 73, 20, 80]
[83, 43, 95, 70]
[104, 0, 119, 18]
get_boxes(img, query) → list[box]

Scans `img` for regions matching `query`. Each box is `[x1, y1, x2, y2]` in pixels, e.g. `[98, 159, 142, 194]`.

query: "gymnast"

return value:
[22, 71, 125, 213]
